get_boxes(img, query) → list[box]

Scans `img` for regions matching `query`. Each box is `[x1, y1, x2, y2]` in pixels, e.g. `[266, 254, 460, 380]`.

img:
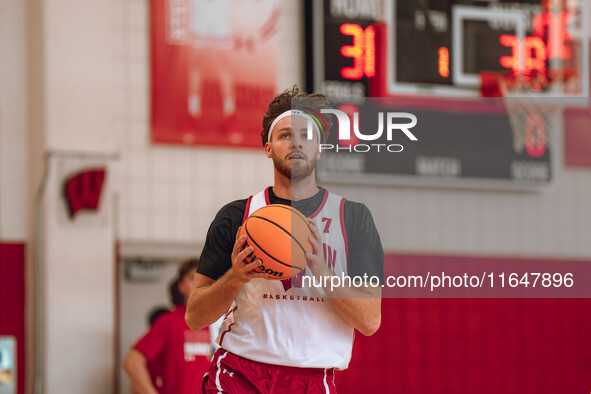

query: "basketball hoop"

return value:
[486, 72, 564, 157]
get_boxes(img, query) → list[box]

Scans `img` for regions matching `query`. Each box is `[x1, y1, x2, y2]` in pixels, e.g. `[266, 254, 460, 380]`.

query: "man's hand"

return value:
[227, 230, 268, 284]
[185, 228, 267, 331]
[304, 218, 382, 336]
[305, 218, 329, 277]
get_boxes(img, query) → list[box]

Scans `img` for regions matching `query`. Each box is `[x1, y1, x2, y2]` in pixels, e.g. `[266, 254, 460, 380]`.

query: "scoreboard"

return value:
[305, 0, 590, 190]
[307, 0, 589, 98]
[388, 0, 589, 97]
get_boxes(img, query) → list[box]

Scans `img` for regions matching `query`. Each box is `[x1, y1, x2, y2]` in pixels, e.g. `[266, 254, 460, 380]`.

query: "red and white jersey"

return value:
[134, 306, 211, 394]
[216, 188, 354, 369]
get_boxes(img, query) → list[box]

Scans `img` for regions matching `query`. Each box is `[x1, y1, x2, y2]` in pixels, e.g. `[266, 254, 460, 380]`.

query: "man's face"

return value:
[265, 115, 321, 181]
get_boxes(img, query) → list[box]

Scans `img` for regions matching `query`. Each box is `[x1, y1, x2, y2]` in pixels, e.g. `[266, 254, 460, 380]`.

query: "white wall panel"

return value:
[277, 0, 304, 89]
[44, 0, 114, 154]
[43, 156, 115, 394]
[0, 0, 27, 240]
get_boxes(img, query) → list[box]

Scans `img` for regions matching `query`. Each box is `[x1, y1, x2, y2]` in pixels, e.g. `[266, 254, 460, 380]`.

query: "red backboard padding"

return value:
[0, 242, 25, 394]
[337, 254, 591, 393]
[564, 107, 591, 168]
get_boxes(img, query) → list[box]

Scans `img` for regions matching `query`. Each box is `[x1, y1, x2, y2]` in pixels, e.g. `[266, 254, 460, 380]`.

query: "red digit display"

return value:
[500, 34, 521, 74]
[500, 34, 550, 75]
[523, 36, 546, 75]
[340, 23, 376, 80]
[364, 25, 376, 78]
[499, 9, 572, 77]
[438, 47, 450, 78]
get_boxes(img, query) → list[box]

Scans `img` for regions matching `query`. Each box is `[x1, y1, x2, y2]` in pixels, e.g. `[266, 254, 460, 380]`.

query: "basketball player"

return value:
[187, 0, 235, 118]
[124, 259, 212, 394]
[186, 86, 384, 393]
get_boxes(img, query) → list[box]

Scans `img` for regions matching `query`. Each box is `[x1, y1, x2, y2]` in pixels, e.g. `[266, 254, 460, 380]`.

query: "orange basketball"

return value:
[238, 204, 312, 280]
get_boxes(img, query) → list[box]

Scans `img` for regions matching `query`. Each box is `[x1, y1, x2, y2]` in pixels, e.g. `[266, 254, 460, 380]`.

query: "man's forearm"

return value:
[185, 272, 243, 331]
[187, 237, 268, 330]
[327, 293, 381, 336]
[309, 263, 382, 336]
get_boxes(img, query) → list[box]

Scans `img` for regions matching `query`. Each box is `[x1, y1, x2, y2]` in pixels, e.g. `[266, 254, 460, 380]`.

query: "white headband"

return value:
[267, 110, 322, 143]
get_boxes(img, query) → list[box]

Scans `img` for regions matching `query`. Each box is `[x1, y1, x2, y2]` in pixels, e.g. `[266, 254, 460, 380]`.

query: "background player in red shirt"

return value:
[186, 86, 384, 393]
[124, 259, 212, 394]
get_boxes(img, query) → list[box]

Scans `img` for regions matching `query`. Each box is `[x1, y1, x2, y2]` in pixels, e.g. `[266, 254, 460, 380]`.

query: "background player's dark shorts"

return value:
[202, 348, 337, 393]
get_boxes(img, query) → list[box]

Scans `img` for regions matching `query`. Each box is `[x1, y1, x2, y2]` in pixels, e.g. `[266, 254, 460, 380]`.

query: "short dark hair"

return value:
[169, 258, 198, 306]
[147, 306, 169, 326]
[260, 85, 333, 147]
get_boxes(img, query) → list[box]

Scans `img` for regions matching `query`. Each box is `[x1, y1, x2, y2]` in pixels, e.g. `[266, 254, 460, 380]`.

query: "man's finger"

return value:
[232, 234, 248, 257]
[235, 245, 254, 264]
[308, 234, 321, 254]
[243, 260, 268, 279]
[308, 220, 321, 238]
[242, 259, 263, 272]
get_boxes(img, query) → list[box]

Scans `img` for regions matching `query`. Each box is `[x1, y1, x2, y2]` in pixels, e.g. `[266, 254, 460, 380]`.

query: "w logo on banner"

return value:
[63, 168, 106, 218]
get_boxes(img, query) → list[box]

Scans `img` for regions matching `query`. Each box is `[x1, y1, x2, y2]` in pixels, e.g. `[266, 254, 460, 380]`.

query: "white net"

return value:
[498, 73, 564, 157]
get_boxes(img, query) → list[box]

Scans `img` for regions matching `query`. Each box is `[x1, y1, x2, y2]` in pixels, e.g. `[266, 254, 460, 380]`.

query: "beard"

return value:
[272, 152, 317, 182]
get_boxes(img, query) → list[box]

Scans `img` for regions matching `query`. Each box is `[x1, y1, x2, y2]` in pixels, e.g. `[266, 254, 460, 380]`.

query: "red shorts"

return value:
[202, 348, 337, 394]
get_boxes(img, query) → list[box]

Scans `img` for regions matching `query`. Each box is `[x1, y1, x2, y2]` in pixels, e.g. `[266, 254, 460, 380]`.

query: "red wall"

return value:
[564, 107, 591, 168]
[0, 242, 25, 394]
[338, 254, 591, 393]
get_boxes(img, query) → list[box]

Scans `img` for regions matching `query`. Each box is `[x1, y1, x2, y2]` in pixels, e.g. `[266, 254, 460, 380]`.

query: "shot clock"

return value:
[305, 0, 380, 98]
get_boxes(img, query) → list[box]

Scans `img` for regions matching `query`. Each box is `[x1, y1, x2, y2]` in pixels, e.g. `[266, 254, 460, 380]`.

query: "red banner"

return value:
[151, 0, 279, 148]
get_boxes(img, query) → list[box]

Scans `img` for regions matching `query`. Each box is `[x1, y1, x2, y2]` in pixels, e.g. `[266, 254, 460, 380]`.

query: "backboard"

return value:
[386, 0, 590, 104]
